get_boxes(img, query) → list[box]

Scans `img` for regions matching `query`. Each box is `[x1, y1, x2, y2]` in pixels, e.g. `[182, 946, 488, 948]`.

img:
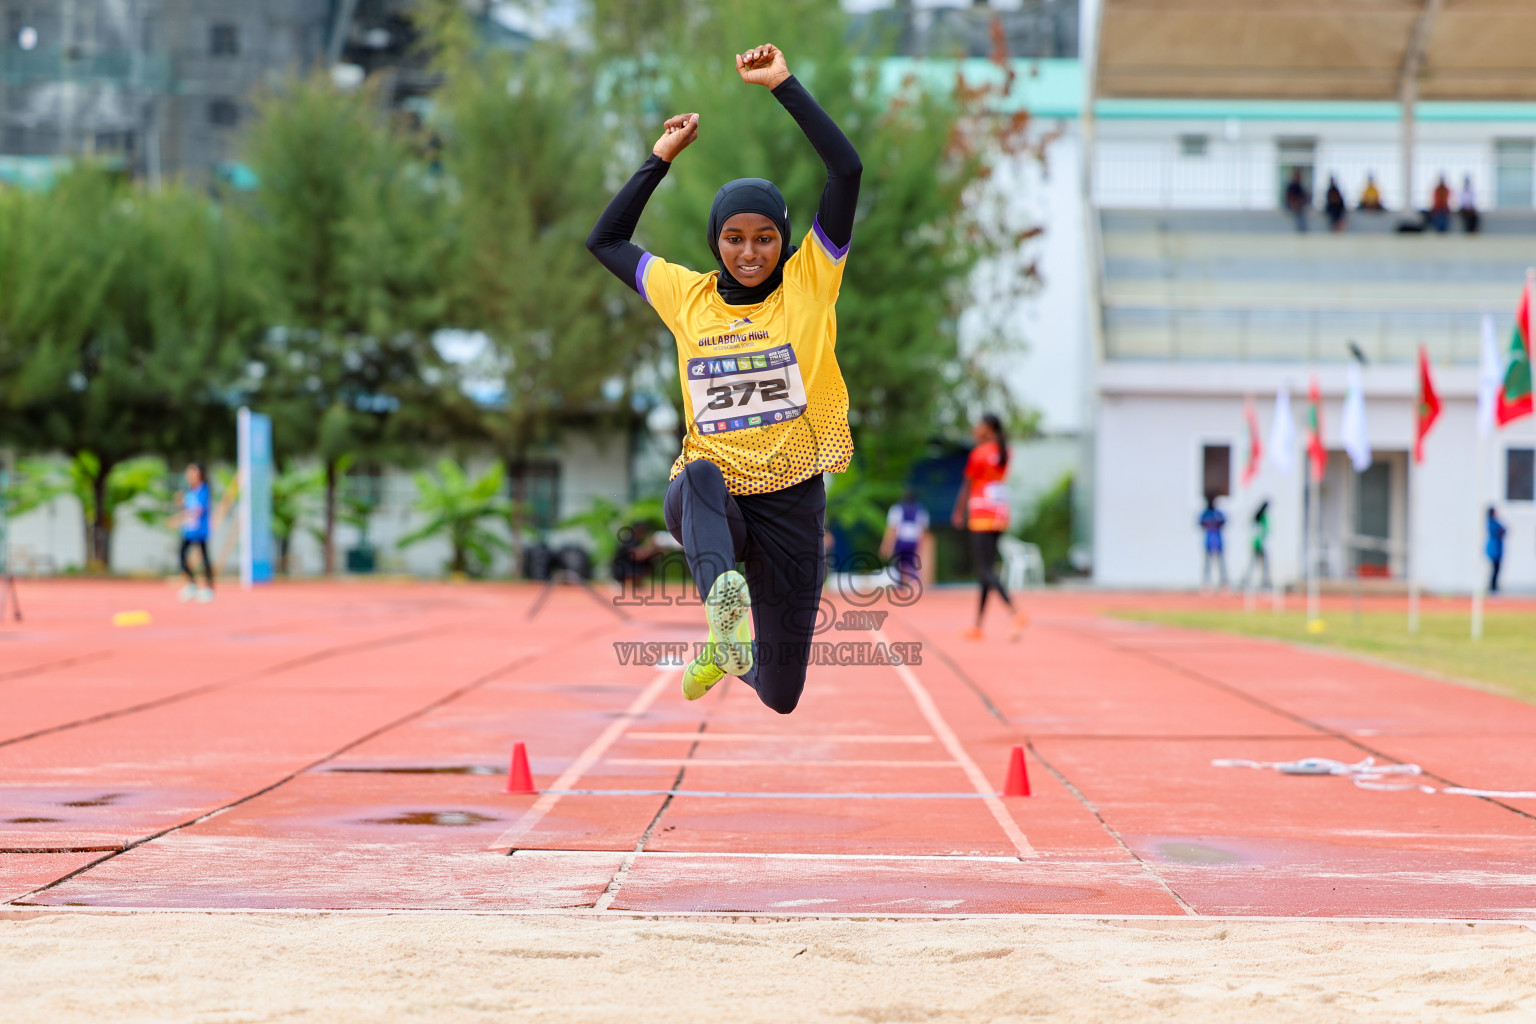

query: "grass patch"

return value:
[1118, 606, 1536, 706]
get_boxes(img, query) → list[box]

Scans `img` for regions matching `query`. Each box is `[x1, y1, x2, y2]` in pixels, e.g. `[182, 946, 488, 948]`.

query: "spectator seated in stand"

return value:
[1459, 175, 1480, 234]
[1358, 173, 1384, 211]
[1429, 175, 1452, 233]
[1284, 169, 1311, 233]
[1324, 175, 1347, 232]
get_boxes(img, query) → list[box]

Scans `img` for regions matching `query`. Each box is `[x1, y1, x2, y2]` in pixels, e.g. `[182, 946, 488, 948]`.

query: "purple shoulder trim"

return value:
[635, 252, 656, 302]
[811, 215, 851, 261]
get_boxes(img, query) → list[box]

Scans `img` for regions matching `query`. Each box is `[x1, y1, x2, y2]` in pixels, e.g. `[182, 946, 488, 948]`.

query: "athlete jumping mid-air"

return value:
[586, 43, 861, 713]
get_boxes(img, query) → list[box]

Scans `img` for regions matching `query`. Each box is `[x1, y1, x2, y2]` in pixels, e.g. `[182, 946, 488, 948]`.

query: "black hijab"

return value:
[707, 177, 797, 306]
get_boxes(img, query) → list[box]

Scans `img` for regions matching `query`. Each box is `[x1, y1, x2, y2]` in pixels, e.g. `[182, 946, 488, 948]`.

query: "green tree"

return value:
[270, 462, 325, 574]
[1017, 471, 1074, 580]
[11, 453, 169, 566]
[418, 4, 658, 498]
[236, 74, 466, 574]
[397, 458, 511, 576]
[0, 170, 250, 569]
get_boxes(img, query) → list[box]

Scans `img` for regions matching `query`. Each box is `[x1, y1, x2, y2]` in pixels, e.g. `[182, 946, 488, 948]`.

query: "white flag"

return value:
[1478, 312, 1502, 437]
[1267, 387, 1296, 474]
[1340, 362, 1371, 472]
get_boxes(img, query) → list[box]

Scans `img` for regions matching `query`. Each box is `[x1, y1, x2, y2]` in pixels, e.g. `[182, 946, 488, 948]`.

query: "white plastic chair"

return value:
[997, 535, 1044, 590]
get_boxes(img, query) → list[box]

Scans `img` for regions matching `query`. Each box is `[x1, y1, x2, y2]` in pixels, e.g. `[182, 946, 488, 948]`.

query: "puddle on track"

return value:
[60, 793, 127, 807]
[360, 811, 501, 827]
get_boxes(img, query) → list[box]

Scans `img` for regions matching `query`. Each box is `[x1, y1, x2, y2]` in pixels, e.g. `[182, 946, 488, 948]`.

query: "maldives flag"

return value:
[1305, 377, 1327, 483]
[1497, 278, 1533, 426]
[1241, 394, 1263, 488]
[1414, 346, 1441, 463]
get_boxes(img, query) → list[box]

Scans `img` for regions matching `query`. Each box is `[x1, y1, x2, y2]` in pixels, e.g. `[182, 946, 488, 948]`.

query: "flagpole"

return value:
[1408, 458, 1420, 635]
[1471, 428, 1487, 640]
[1408, 352, 1420, 636]
[1307, 470, 1321, 628]
[1471, 312, 1495, 641]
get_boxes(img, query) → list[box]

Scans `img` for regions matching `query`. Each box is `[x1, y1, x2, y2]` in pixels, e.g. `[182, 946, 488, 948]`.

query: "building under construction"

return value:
[0, 0, 445, 184]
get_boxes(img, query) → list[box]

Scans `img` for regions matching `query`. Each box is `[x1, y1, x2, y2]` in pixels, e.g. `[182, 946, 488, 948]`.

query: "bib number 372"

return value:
[686, 343, 809, 435]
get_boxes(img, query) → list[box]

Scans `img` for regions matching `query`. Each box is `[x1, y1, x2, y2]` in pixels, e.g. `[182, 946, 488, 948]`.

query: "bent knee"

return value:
[681, 459, 726, 487]
[762, 693, 801, 715]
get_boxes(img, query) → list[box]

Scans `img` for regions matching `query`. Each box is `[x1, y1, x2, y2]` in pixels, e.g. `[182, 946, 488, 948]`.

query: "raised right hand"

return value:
[652, 113, 699, 163]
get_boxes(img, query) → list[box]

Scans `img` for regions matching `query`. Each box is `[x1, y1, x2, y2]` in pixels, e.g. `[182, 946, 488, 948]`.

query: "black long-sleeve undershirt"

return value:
[585, 75, 863, 294]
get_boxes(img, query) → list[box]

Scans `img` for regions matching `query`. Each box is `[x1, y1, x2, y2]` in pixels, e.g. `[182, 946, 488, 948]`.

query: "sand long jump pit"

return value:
[6, 583, 1536, 1020]
[2, 910, 1534, 1022]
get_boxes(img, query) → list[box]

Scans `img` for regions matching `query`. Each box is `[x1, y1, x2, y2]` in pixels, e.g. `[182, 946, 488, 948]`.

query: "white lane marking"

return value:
[604, 758, 960, 768]
[874, 628, 1037, 859]
[512, 850, 1025, 862]
[624, 733, 935, 743]
[486, 667, 675, 852]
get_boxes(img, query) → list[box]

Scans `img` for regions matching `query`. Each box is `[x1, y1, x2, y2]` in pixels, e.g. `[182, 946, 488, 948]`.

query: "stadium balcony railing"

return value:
[1097, 208, 1536, 364]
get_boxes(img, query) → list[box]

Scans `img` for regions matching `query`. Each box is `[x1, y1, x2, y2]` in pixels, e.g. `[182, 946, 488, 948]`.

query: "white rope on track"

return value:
[1212, 756, 1536, 799]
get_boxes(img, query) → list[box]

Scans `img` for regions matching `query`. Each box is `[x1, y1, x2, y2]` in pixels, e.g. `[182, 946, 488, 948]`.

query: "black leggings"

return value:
[180, 538, 213, 586]
[970, 531, 1014, 617]
[664, 461, 825, 715]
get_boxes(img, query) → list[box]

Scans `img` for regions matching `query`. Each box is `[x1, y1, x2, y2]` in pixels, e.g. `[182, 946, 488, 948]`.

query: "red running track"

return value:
[2, 579, 1534, 918]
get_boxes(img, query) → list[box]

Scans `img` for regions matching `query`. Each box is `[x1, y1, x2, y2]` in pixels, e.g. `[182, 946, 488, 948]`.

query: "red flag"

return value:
[1414, 346, 1441, 463]
[1305, 377, 1327, 483]
[1241, 394, 1263, 488]
[1496, 277, 1533, 426]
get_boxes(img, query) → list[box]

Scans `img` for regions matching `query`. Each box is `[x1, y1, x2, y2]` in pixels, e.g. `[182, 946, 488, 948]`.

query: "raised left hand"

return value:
[736, 44, 789, 90]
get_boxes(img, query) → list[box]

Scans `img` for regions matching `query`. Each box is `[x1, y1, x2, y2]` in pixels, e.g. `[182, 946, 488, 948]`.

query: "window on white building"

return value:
[1178, 134, 1208, 158]
[1495, 140, 1534, 209]
[1202, 444, 1231, 500]
[210, 23, 238, 56]
[1508, 448, 1534, 502]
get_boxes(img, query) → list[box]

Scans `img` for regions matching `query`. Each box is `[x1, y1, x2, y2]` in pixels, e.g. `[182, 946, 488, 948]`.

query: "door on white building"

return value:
[1354, 461, 1392, 577]
[1310, 451, 1408, 581]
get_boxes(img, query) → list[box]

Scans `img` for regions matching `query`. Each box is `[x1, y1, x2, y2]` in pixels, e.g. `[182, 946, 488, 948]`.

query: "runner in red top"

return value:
[951, 414, 1026, 640]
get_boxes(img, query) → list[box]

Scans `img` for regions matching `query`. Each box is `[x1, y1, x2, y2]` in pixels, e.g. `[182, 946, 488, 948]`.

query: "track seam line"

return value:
[1088, 627, 1536, 825]
[4, 637, 569, 907]
[591, 722, 709, 912]
[902, 617, 1195, 913]
[1024, 740, 1198, 917]
[0, 622, 457, 749]
[488, 664, 678, 853]
[874, 627, 1035, 859]
[0, 649, 114, 685]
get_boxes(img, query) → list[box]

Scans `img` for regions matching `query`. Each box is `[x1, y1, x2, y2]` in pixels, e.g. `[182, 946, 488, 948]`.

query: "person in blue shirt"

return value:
[178, 463, 214, 602]
[1487, 506, 1507, 593]
[1199, 496, 1228, 591]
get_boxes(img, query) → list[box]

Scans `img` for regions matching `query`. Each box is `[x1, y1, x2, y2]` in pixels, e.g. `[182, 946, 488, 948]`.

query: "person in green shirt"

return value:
[1241, 500, 1271, 590]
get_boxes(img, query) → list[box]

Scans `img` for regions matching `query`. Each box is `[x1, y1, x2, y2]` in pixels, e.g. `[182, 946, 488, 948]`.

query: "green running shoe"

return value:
[681, 649, 725, 701]
[680, 571, 754, 701]
[704, 570, 753, 677]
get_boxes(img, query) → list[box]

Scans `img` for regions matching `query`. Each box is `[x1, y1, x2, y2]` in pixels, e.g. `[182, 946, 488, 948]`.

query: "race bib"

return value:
[685, 344, 809, 435]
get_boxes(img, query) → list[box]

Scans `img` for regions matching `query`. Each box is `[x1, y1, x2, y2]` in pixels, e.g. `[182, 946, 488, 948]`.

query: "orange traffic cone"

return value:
[506, 742, 536, 795]
[1002, 745, 1031, 797]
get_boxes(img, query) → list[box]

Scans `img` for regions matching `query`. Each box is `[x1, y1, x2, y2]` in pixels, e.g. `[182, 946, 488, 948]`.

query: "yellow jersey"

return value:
[638, 224, 854, 495]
